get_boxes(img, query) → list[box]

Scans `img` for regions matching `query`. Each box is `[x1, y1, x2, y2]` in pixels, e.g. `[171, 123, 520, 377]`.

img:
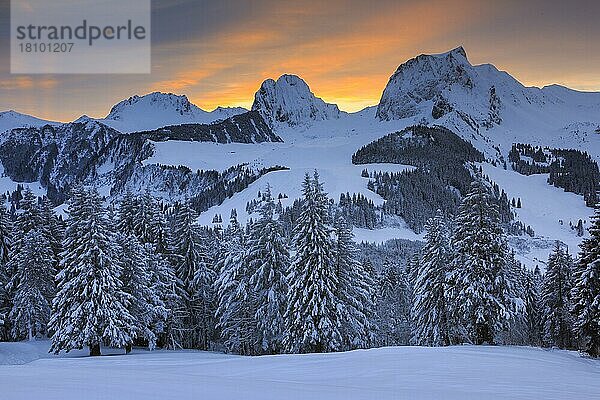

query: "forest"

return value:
[0, 171, 599, 358]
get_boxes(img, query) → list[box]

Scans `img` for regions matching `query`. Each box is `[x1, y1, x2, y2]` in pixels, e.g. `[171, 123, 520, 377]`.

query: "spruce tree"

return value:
[411, 210, 450, 346]
[0, 201, 12, 340]
[143, 243, 178, 349]
[284, 172, 341, 353]
[50, 186, 134, 356]
[334, 216, 375, 350]
[39, 197, 63, 267]
[117, 234, 158, 351]
[214, 226, 256, 355]
[9, 229, 54, 340]
[498, 251, 528, 345]
[149, 198, 171, 256]
[447, 178, 512, 345]
[572, 206, 600, 356]
[7, 189, 43, 300]
[117, 190, 137, 236]
[375, 260, 412, 346]
[541, 242, 574, 349]
[247, 185, 290, 354]
[172, 200, 214, 349]
[133, 191, 155, 244]
[191, 234, 216, 351]
[521, 266, 543, 346]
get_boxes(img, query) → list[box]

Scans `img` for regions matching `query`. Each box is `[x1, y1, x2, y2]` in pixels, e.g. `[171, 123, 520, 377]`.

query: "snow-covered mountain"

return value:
[252, 74, 341, 129]
[376, 46, 600, 157]
[0, 110, 57, 135]
[100, 92, 247, 133]
[2, 46, 599, 268]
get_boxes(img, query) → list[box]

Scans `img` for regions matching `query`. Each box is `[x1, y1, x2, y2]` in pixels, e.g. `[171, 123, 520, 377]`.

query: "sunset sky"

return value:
[0, 0, 599, 121]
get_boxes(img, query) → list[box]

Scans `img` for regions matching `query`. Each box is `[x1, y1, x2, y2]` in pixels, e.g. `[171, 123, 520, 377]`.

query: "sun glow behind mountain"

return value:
[0, 0, 598, 121]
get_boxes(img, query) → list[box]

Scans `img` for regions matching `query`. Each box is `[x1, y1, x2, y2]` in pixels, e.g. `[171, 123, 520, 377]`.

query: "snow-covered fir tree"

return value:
[284, 172, 341, 353]
[6, 190, 60, 340]
[116, 191, 179, 348]
[143, 243, 179, 349]
[172, 200, 215, 349]
[447, 178, 513, 345]
[117, 189, 137, 236]
[214, 220, 256, 355]
[39, 196, 63, 267]
[521, 265, 543, 346]
[572, 206, 600, 356]
[7, 189, 43, 295]
[334, 215, 376, 349]
[50, 186, 134, 356]
[133, 191, 156, 244]
[411, 210, 451, 346]
[375, 260, 412, 346]
[247, 185, 290, 354]
[148, 197, 171, 256]
[191, 233, 217, 351]
[541, 242, 574, 349]
[0, 200, 12, 340]
[9, 229, 54, 340]
[497, 251, 528, 345]
[117, 233, 161, 351]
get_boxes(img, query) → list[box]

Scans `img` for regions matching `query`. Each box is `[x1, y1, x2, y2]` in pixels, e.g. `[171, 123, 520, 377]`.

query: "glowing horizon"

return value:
[0, 0, 598, 122]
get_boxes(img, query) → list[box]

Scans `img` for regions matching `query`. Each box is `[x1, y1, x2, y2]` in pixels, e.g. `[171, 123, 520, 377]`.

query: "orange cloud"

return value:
[156, 0, 481, 112]
[0, 76, 58, 90]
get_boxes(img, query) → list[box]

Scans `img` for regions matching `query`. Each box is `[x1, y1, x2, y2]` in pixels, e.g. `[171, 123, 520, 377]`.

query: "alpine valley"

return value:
[1, 46, 599, 269]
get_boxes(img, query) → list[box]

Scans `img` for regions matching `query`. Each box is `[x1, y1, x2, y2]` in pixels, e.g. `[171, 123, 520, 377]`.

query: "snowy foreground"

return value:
[1, 342, 599, 400]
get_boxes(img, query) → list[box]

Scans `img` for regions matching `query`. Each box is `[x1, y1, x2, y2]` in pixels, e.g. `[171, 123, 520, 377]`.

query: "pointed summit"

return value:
[443, 46, 467, 60]
[252, 74, 341, 129]
[375, 46, 540, 129]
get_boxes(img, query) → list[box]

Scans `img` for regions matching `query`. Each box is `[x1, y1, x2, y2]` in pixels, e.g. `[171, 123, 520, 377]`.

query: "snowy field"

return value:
[1, 341, 599, 400]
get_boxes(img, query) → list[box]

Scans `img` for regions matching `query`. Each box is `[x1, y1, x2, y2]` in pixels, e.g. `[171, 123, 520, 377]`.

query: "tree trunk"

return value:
[125, 343, 132, 354]
[27, 319, 33, 341]
[89, 343, 101, 356]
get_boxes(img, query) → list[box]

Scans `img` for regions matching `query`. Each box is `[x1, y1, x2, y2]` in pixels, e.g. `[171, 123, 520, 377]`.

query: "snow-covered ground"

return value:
[1, 341, 598, 400]
[481, 163, 592, 269]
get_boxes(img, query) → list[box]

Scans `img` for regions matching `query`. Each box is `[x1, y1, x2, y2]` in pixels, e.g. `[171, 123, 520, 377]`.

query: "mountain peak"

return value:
[375, 46, 542, 129]
[106, 92, 201, 121]
[0, 110, 56, 134]
[100, 92, 246, 133]
[438, 46, 467, 60]
[251, 74, 341, 129]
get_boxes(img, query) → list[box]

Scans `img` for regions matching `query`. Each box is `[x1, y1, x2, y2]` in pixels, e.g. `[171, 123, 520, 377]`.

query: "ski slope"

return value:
[1, 341, 598, 400]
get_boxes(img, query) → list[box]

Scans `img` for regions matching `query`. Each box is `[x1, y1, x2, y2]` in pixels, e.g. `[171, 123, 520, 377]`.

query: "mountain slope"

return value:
[1, 47, 599, 268]
[0, 112, 280, 203]
[135, 111, 281, 144]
